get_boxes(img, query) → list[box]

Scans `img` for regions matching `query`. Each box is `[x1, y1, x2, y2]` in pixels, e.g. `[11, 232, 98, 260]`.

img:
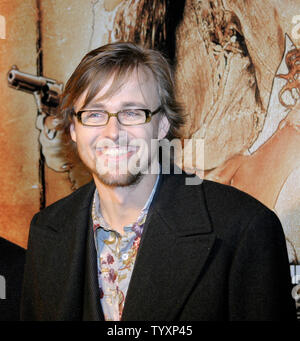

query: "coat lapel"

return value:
[36, 181, 104, 320]
[122, 173, 216, 321]
[55, 182, 98, 320]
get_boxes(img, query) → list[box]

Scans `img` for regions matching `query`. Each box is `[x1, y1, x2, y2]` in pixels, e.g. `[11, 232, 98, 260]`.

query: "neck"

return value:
[93, 173, 158, 234]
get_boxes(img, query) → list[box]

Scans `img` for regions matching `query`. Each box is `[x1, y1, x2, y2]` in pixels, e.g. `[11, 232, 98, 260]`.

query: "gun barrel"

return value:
[7, 66, 63, 108]
[8, 68, 52, 89]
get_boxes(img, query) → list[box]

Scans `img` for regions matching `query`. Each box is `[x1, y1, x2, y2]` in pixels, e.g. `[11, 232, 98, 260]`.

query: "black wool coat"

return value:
[21, 172, 296, 321]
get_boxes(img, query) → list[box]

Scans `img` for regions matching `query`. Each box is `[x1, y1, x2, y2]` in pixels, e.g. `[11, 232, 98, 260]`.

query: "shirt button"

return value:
[122, 253, 128, 261]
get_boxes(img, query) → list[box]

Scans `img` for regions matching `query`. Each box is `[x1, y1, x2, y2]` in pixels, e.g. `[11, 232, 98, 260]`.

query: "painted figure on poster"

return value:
[205, 37, 300, 264]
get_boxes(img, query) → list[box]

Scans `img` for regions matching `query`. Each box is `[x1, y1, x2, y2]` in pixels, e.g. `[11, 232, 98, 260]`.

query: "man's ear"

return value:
[70, 122, 77, 142]
[158, 115, 170, 140]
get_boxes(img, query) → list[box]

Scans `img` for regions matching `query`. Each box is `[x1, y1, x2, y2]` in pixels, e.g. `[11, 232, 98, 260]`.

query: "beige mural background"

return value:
[0, 0, 39, 248]
[0, 0, 300, 267]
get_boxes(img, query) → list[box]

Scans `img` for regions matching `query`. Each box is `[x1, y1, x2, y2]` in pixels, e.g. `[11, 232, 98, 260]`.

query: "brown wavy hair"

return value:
[57, 42, 185, 158]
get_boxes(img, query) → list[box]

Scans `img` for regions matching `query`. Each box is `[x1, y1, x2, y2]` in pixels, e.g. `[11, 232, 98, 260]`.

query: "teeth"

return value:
[99, 147, 136, 156]
[104, 148, 127, 156]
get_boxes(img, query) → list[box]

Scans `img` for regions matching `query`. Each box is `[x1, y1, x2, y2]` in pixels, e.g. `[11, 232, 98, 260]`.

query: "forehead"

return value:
[75, 67, 160, 110]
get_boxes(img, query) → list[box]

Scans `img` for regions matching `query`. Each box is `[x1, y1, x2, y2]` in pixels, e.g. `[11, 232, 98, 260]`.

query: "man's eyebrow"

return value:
[83, 101, 148, 110]
[120, 101, 148, 108]
[83, 103, 105, 110]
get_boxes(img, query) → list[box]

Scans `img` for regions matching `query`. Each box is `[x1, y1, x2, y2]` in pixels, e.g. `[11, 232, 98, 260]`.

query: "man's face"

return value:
[70, 68, 169, 187]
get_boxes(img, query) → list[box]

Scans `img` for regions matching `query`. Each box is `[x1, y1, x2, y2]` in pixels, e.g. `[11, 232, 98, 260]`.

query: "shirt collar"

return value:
[92, 173, 160, 232]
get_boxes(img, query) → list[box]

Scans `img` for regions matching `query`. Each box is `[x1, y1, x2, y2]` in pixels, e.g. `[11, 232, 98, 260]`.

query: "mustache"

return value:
[95, 137, 149, 151]
[95, 131, 128, 149]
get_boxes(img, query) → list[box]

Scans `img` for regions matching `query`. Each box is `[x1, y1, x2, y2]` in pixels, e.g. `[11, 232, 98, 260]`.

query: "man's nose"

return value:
[102, 116, 122, 140]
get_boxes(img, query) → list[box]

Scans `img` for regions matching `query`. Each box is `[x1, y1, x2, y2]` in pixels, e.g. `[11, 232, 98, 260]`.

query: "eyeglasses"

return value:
[74, 106, 161, 126]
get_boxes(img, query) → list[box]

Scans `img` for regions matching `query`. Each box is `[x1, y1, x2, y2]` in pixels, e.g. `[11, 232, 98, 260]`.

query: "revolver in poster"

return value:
[7, 65, 68, 172]
[7, 65, 63, 113]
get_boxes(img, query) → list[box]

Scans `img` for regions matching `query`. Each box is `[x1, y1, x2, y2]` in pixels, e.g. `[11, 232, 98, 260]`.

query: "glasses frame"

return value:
[74, 106, 161, 127]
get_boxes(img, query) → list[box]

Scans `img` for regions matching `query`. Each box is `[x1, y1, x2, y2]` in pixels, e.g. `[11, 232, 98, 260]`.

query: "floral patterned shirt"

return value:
[92, 175, 160, 321]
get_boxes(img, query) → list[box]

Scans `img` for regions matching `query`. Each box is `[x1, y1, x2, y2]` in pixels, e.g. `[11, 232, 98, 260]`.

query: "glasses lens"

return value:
[118, 109, 146, 125]
[81, 111, 108, 126]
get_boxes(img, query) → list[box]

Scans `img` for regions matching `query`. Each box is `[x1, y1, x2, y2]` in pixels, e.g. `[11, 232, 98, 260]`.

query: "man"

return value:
[21, 42, 296, 321]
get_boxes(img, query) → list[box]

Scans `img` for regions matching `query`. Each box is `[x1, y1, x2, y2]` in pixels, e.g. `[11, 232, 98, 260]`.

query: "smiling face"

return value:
[70, 67, 170, 187]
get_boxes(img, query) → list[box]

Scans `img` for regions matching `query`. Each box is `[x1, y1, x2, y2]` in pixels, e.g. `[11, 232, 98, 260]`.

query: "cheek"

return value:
[72, 126, 99, 151]
[131, 127, 157, 145]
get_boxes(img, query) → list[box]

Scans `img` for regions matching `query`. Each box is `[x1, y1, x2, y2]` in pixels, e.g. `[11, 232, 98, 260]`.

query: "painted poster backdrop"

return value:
[0, 0, 300, 315]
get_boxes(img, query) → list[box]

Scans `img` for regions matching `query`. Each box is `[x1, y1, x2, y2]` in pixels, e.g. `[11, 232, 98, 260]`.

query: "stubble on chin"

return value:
[94, 158, 144, 187]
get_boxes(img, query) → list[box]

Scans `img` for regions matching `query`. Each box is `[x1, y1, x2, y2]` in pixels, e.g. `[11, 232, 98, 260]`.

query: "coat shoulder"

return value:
[32, 181, 95, 226]
[201, 179, 282, 239]
[202, 179, 274, 217]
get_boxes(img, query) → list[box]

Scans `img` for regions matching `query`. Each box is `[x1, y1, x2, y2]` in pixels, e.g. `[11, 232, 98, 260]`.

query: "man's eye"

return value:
[88, 111, 105, 118]
[84, 111, 107, 121]
[123, 110, 143, 117]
